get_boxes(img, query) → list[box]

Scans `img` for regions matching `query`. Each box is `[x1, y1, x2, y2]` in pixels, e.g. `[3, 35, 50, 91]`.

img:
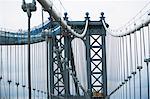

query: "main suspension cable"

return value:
[37, 0, 89, 38]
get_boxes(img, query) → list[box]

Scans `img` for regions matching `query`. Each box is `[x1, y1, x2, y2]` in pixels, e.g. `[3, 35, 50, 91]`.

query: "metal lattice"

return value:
[53, 35, 65, 95]
[90, 35, 103, 92]
[49, 13, 107, 99]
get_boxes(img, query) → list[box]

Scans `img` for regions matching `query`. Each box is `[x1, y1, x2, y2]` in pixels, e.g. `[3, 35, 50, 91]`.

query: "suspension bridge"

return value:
[0, 0, 150, 99]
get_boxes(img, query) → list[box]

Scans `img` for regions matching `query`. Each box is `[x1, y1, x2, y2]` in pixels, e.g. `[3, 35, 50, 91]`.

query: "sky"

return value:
[0, 0, 150, 98]
[0, 0, 149, 31]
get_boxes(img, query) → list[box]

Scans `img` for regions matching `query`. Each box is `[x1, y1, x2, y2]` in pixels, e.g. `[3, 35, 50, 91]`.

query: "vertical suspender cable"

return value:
[118, 37, 121, 99]
[31, 44, 34, 99]
[125, 78, 127, 99]
[17, 32, 20, 99]
[137, 29, 143, 99]
[39, 43, 41, 98]
[40, 42, 42, 98]
[0, 30, 2, 97]
[126, 35, 130, 99]
[118, 38, 120, 90]
[43, 42, 46, 98]
[36, 43, 40, 99]
[37, 90, 40, 99]
[120, 37, 123, 99]
[44, 42, 47, 99]
[115, 36, 117, 90]
[3, 31, 7, 98]
[125, 36, 128, 99]
[31, 43, 34, 99]
[7, 32, 11, 99]
[13, 34, 16, 99]
[13, 34, 16, 98]
[122, 37, 125, 81]
[33, 88, 35, 99]
[9, 33, 12, 98]
[125, 36, 129, 78]
[123, 36, 127, 99]
[20, 33, 23, 95]
[31, 43, 33, 98]
[31, 43, 34, 98]
[4, 31, 6, 79]
[46, 32, 49, 99]
[146, 24, 150, 99]
[142, 25, 146, 63]
[14, 36, 17, 99]
[4, 31, 7, 99]
[33, 44, 35, 98]
[129, 34, 133, 99]
[33, 43, 35, 98]
[6, 32, 9, 98]
[37, 43, 39, 98]
[38, 44, 40, 99]
[122, 37, 125, 99]
[134, 31, 138, 71]
[146, 58, 150, 99]
[117, 38, 119, 86]
[120, 37, 124, 99]
[34, 43, 38, 98]
[138, 64, 142, 99]
[23, 32, 26, 99]
[133, 31, 138, 99]
[118, 38, 121, 84]
[33, 45, 36, 99]
[117, 38, 120, 86]
[41, 8, 43, 98]
[119, 37, 123, 99]
[142, 25, 148, 99]
[129, 34, 133, 73]
[123, 84, 125, 99]
[0, 42, 2, 98]
[34, 43, 36, 99]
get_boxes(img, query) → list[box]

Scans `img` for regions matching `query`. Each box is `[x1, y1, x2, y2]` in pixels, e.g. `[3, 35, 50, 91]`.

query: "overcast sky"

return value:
[0, 0, 149, 31]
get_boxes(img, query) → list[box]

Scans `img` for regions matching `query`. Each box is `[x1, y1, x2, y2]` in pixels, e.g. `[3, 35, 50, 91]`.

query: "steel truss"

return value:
[48, 13, 107, 99]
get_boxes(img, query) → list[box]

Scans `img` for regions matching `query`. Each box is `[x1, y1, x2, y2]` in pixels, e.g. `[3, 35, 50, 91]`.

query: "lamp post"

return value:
[22, 0, 36, 99]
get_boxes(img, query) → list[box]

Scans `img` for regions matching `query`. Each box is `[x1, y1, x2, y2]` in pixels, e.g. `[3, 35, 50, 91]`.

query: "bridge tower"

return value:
[48, 12, 108, 99]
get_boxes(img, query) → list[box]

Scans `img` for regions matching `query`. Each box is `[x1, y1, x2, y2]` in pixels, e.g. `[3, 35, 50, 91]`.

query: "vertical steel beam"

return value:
[49, 37, 54, 97]
[84, 13, 92, 98]
[101, 12, 107, 97]
[64, 34, 70, 95]
[85, 28, 92, 97]
[102, 34, 107, 97]
[63, 13, 70, 95]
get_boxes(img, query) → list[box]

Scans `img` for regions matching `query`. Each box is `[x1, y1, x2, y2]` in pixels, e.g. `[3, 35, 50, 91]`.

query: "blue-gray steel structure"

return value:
[0, 13, 108, 99]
